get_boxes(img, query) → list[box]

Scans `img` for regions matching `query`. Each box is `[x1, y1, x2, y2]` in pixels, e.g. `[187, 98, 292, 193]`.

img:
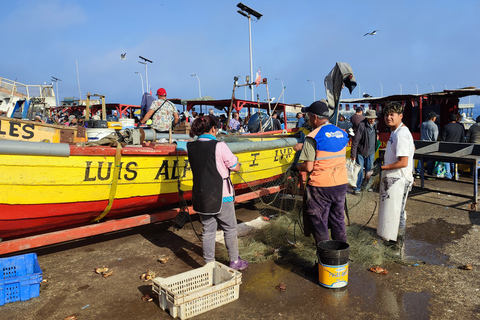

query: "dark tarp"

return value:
[324, 62, 357, 125]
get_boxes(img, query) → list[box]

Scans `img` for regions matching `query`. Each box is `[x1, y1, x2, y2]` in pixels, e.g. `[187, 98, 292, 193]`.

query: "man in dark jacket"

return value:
[350, 107, 365, 133]
[350, 109, 378, 194]
[441, 113, 465, 179]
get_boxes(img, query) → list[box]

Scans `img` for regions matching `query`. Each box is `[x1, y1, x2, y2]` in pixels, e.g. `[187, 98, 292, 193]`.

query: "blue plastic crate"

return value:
[0, 253, 42, 306]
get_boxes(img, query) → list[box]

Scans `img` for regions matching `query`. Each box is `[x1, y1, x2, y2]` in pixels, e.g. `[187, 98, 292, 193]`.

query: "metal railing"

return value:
[0, 77, 55, 99]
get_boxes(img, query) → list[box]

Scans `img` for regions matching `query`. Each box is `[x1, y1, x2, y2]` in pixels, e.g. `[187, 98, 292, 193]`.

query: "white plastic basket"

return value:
[152, 261, 242, 319]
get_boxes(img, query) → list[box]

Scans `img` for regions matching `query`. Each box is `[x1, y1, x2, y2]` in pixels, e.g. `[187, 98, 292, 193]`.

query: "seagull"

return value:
[120, 53, 127, 60]
[364, 30, 379, 36]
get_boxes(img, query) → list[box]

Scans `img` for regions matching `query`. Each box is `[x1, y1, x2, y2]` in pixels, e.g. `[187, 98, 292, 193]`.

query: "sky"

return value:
[1, 0, 479, 108]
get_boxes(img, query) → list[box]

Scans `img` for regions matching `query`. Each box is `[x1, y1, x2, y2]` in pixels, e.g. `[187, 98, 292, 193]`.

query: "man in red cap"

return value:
[140, 88, 179, 132]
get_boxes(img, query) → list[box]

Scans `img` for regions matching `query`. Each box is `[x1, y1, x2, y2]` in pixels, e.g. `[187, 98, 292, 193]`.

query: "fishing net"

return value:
[216, 170, 412, 268]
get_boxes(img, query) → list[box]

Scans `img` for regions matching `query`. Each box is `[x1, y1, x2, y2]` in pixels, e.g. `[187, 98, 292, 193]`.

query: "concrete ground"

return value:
[1, 177, 480, 320]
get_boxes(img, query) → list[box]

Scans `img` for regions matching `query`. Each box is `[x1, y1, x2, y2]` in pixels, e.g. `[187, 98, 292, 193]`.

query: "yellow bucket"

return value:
[317, 240, 349, 288]
[318, 262, 348, 288]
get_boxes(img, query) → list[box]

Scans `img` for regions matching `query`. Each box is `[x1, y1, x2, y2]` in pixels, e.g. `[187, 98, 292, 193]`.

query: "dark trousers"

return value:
[305, 184, 348, 245]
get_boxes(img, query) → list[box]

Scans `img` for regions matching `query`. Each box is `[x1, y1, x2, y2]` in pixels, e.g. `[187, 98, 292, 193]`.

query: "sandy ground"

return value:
[1, 177, 480, 320]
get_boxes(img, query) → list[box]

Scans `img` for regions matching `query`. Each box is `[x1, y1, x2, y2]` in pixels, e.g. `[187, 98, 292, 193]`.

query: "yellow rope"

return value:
[92, 141, 122, 222]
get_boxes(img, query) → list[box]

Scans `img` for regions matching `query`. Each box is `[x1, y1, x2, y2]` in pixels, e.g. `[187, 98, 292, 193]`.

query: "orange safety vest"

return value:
[307, 124, 349, 187]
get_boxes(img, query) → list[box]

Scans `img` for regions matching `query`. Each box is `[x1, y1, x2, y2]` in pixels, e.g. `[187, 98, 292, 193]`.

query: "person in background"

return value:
[34, 115, 44, 123]
[467, 116, 480, 144]
[229, 112, 241, 132]
[337, 114, 353, 132]
[219, 114, 227, 130]
[69, 117, 78, 126]
[187, 115, 249, 271]
[416, 111, 439, 176]
[140, 88, 179, 132]
[294, 100, 349, 244]
[441, 113, 465, 179]
[107, 110, 119, 122]
[350, 109, 378, 194]
[296, 112, 305, 128]
[271, 111, 282, 131]
[350, 107, 365, 133]
[373, 102, 414, 250]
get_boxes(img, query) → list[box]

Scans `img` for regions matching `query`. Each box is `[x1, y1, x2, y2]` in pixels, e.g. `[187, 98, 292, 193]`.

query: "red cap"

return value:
[157, 88, 167, 96]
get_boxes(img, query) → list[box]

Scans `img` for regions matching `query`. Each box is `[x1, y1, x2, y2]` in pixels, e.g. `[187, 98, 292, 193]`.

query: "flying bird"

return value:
[120, 53, 127, 60]
[364, 30, 379, 36]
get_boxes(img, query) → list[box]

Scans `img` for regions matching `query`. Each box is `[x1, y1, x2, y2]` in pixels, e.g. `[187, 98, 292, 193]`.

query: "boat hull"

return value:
[0, 139, 296, 239]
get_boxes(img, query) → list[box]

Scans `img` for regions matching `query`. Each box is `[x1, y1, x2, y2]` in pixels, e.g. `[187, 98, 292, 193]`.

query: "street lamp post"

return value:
[427, 83, 435, 92]
[442, 83, 447, 90]
[138, 56, 153, 93]
[191, 73, 201, 97]
[411, 82, 419, 94]
[375, 81, 383, 97]
[275, 77, 284, 103]
[357, 82, 361, 98]
[307, 79, 316, 101]
[394, 82, 403, 94]
[237, 3, 262, 101]
[51, 76, 62, 106]
[135, 72, 144, 95]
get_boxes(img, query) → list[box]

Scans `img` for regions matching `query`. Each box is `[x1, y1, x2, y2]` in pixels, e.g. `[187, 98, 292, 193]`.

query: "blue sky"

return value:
[1, 0, 479, 107]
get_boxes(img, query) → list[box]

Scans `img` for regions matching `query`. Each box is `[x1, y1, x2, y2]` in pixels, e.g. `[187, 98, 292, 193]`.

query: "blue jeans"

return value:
[355, 153, 375, 191]
[444, 162, 455, 179]
[416, 159, 435, 175]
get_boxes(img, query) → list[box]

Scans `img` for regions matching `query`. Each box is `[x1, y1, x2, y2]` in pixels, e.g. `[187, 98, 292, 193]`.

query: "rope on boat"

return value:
[90, 136, 123, 222]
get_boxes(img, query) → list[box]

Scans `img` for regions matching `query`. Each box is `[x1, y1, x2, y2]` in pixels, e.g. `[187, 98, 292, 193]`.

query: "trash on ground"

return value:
[63, 316, 78, 320]
[140, 269, 159, 281]
[460, 263, 473, 270]
[94, 267, 113, 278]
[276, 283, 287, 291]
[157, 255, 170, 264]
[141, 294, 154, 302]
[369, 266, 388, 274]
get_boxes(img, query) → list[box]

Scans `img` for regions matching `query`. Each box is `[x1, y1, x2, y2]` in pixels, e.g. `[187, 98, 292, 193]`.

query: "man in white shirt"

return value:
[373, 102, 415, 250]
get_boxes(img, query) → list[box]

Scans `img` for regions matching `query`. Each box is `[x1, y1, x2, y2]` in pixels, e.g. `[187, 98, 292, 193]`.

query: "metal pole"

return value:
[191, 73, 201, 97]
[248, 15, 254, 101]
[442, 83, 447, 90]
[412, 82, 419, 94]
[394, 82, 403, 94]
[275, 78, 284, 103]
[145, 63, 149, 94]
[427, 83, 435, 92]
[135, 72, 144, 95]
[307, 79, 315, 101]
[357, 82, 361, 98]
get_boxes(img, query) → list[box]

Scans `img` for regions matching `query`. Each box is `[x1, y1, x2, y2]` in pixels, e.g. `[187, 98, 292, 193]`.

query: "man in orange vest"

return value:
[295, 100, 350, 244]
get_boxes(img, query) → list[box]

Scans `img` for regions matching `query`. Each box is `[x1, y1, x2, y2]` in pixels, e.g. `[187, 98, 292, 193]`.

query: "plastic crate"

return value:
[0, 253, 42, 306]
[152, 261, 242, 320]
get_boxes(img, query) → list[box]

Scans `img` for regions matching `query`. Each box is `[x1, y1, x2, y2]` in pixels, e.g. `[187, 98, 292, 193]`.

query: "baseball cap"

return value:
[157, 88, 167, 96]
[428, 111, 439, 119]
[301, 100, 330, 118]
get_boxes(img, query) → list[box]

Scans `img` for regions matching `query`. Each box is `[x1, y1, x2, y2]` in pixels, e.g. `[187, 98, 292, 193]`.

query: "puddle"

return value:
[404, 239, 449, 265]
[406, 218, 471, 265]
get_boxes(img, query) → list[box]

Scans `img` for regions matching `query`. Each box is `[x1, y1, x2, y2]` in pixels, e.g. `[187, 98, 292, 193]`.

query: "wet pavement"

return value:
[1, 177, 480, 320]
